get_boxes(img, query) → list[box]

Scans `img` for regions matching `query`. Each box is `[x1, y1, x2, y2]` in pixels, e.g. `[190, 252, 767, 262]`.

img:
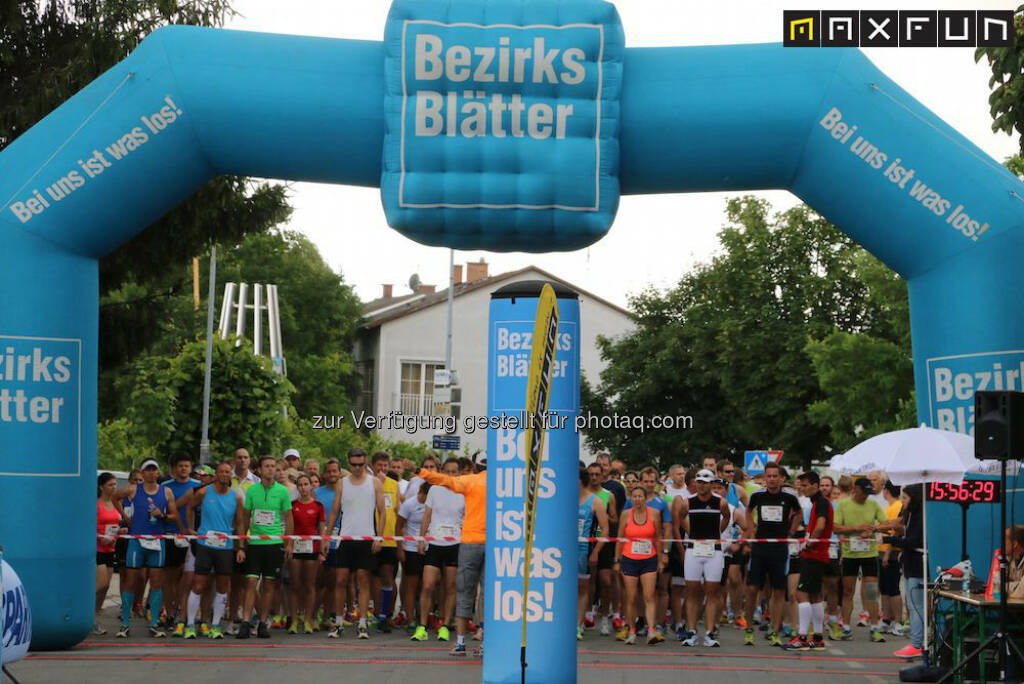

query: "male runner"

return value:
[742, 461, 801, 647]
[115, 459, 187, 638]
[231, 447, 260, 489]
[414, 458, 465, 642]
[371, 451, 401, 632]
[833, 477, 894, 642]
[184, 461, 244, 639]
[236, 455, 293, 639]
[419, 451, 486, 656]
[678, 469, 731, 647]
[316, 458, 344, 628]
[717, 461, 749, 507]
[326, 448, 385, 639]
[595, 453, 624, 635]
[164, 452, 201, 636]
[782, 472, 833, 651]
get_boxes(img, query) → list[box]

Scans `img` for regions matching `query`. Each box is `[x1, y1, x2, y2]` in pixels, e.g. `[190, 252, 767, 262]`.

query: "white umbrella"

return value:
[829, 426, 980, 664]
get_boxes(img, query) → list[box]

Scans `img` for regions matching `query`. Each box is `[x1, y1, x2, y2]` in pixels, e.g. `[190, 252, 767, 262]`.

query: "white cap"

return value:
[284, 448, 300, 459]
[695, 469, 715, 483]
[140, 458, 160, 470]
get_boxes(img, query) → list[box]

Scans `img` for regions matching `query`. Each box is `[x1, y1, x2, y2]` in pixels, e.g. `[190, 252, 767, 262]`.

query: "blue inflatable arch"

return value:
[0, 1, 1022, 671]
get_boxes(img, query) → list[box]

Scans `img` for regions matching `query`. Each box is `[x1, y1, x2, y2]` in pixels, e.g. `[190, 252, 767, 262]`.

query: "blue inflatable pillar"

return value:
[0, 229, 95, 649]
[486, 281, 580, 684]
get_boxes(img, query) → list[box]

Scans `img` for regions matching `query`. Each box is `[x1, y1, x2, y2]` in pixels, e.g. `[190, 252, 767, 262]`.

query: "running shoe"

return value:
[226, 621, 240, 636]
[304, 620, 314, 635]
[648, 632, 665, 645]
[857, 611, 869, 627]
[466, 619, 479, 633]
[703, 633, 721, 648]
[781, 624, 793, 638]
[199, 622, 211, 637]
[809, 635, 826, 650]
[612, 615, 624, 631]
[720, 612, 731, 625]
[637, 625, 648, 639]
[839, 627, 853, 640]
[471, 645, 483, 658]
[681, 631, 699, 647]
[149, 626, 166, 639]
[357, 624, 369, 639]
[92, 623, 107, 636]
[894, 645, 923, 659]
[236, 621, 251, 639]
[600, 616, 611, 636]
[768, 632, 782, 647]
[781, 635, 810, 651]
[328, 625, 343, 639]
[287, 622, 298, 635]
[734, 616, 748, 630]
[624, 632, 637, 645]
[377, 617, 392, 634]
[271, 614, 285, 629]
[675, 624, 688, 641]
[411, 625, 428, 641]
[744, 628, 755, 646]
[450, 643, 467, 657]
[393, 610, 407, 627]
[615, 627, 630, 641]
[184, 626, 197, 640]
[828, 622, 844, 641]
[116, 624, 130, 639]
[577, 626, 584, 641]
[438, 625, 451, 641]
[655, 624, 666, 638]
[870, 629, 886, 643]
[472, 626, 483, 641]
[209, 626, 224, 640]
[889, 622, 906, 636]
[257, 622, 271, 639]
[171, 622, 185, 638]
[709, 626, 720, 641]
[753, 606, 763, 625]
[584, 613, 596, 629]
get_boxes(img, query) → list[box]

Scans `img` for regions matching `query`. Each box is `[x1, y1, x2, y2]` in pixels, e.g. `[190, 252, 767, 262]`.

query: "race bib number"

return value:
[693, 540, 715, 557]
[438, 525, 457, 539]
[829, 543, 839, 559]
[294, 539, 314, 554]
[104, 524, 120, 538]
[173, 537, 190, 549]
[849, 538, 873, 553]
[761, 505, 783, 522]
[630, 540, 652, 556]
[140, 538, 162, 552]
[789, 541, 801, 556]
[384, 494, 394, 509]
[205, 533, 228, 549]
[254, 509, 276, 527]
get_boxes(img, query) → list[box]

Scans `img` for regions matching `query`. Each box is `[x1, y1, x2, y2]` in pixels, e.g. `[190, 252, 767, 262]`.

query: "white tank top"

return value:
[339, 475, 376, 536]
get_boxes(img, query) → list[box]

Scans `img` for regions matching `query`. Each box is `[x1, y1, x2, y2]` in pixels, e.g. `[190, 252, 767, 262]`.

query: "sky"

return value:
[224, 1, 1020, 308]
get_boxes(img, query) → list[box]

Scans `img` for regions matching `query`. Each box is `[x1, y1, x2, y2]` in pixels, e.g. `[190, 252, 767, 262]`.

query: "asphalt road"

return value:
[14, 613, 911, 684]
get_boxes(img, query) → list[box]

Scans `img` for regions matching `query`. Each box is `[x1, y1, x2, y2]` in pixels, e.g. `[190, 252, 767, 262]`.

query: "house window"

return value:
[398, 361, 444, 415]
[355, 361, 375, 414]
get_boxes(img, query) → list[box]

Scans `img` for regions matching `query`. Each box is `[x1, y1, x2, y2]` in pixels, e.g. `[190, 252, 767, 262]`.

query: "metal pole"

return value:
[253, 284, 263, 356]
[446, 249, 454, 371]
[199, 246, 217, 465]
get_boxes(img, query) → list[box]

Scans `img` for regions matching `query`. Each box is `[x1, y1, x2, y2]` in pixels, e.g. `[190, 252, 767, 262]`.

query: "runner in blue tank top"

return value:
[114, 458, 186, 638]
[181, 461, 244, 639]
[577, 468, 609, 641]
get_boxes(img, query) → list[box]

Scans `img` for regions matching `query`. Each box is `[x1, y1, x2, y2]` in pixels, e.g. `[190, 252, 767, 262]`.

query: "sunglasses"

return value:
[350, 462, 366, 468]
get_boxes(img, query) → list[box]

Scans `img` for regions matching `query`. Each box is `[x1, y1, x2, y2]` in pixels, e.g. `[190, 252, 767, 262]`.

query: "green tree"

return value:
[212, 230, 364, 418]
[976, 5, 1024, 154]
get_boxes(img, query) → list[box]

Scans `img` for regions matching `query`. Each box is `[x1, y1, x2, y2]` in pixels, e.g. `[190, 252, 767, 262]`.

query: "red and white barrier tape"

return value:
[101, 533, 855, 544]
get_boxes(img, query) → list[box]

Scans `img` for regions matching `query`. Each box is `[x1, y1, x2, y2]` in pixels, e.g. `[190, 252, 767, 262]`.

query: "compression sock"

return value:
[797, 602, 812, 637]
[149, 589, 163, 628]
[121, 590, 135, 625]
[212, 592, 228, 627]
[811, 603, 825, 635]
[380, 587, 394, 620]
[457, 634, 466, 647]
[187, 591, 201, 626]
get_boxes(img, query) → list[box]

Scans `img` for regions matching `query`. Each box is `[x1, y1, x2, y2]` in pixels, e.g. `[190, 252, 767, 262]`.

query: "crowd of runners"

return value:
[95, 448, 927, 659]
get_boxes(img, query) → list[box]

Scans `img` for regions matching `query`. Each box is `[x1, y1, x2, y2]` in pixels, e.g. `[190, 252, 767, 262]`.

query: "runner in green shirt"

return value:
[832, 477, 897, 642]
[236, 455, 293, 639]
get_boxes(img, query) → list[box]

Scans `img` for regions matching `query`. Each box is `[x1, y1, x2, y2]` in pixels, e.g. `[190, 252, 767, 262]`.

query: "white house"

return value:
[353, 260, 634, 457]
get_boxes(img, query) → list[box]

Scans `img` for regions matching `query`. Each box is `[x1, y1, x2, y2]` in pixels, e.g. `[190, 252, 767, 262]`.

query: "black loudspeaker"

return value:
[974, 390, 1024, 461]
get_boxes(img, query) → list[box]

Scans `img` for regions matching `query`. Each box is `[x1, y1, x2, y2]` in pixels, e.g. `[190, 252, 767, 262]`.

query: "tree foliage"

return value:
[582, 197, 914, 470]
[975, 5, 1024, 154]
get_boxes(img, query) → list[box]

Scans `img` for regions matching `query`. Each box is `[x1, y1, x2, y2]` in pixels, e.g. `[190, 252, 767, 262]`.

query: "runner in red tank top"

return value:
[615, 484, 665, 645]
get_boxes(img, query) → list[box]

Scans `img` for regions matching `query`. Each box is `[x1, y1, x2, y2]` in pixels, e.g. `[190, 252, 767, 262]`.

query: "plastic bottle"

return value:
[961, 567, 971, 596]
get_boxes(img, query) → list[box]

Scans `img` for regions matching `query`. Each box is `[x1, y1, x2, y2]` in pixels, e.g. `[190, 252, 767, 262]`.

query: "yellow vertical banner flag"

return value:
[520, 283, 559, 683]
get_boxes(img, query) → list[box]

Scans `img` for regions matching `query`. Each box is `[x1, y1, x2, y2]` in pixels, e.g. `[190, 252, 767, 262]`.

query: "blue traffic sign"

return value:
[432, 435, 460, 451]
[744, 450, 783, 475]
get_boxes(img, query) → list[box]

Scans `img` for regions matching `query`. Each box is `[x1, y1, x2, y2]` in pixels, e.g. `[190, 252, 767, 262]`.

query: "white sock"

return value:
[186, 591, 201, 626]
[811, 603, 825, 634]
[797, 602, 812, 636]
[212, 592, 227, 627]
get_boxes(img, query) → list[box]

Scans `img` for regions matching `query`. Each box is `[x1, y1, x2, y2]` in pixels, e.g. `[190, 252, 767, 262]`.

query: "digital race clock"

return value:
[926, 480, 1001, 504]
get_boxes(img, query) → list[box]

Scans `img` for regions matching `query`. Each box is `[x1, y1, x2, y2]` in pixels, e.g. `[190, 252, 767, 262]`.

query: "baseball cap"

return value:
[140, 458, 160, 470]
[854, 477, 875, 494]
[194, 465, 215, 477]
[284, 448, 300, 459]
[695, 468, 715, 483]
